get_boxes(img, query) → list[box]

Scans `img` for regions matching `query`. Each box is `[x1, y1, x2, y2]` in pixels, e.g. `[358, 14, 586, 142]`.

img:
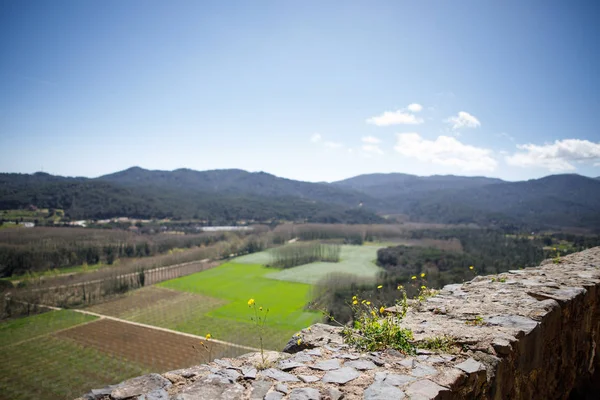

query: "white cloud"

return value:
[362, 136, 381, 144]
[446, 111, 481, 130]
[324, 141, 343, 149]
[310, 133, 322, 143]
[362, 144, 384, 155]
[366, 110, 423, 126]
[407, 103, 423, 113]
[394, 133, 497, 172]
[505, 139, 600, 172]
[366, 103, 425, 126]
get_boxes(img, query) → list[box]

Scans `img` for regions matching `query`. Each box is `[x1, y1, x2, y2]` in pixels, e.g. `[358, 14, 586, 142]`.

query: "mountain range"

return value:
[1, 167, 599, 231]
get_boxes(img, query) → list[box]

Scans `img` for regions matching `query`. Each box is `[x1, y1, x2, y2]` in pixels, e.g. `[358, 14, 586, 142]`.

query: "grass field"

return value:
[265, 245, 384, 284]
[0, 309, 97, 347]
[156, 262, 322, 348]
[0, 310, 150, 400]
[232, 249, 275, 265]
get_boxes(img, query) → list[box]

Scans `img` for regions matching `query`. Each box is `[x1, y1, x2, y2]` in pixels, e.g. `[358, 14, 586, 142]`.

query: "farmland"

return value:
[0, 307, 249, 400]
[265, 244, 383, 284]
[0, 310, 150, 400]
[0, 224, 511, 399]
[57, 318, 249, 371]
[157, 262, 321, 349]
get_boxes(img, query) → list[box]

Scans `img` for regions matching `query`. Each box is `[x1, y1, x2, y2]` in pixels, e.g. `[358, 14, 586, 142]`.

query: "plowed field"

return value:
[58, 318, 248, 372]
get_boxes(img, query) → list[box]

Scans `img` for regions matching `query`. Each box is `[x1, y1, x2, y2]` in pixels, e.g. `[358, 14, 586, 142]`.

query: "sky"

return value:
[1, 0, 599, 182]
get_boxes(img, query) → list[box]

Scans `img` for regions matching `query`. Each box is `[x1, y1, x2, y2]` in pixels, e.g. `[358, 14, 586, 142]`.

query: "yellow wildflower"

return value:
[420, 273, 426, 278]
[205, 333, 212, 340]
[377, 285, 383, 289]
[259, 306, 263, 311]
[397, 285, 403, 290]
[411, 276, 417, 280]
[366, 301, 371, 305]
[469, 266, 474, 270]
[352, 300, 358, 305]
[247, 298, 255, 306]
[297, 339, 302, 345]
[307, 327, 311, 332]
[362, 300, 366, 304]
[379, 306, 385, 314]
[371, 311, 376, 317]
[420, 285, 426, 290]
[352, 295, 357, 300]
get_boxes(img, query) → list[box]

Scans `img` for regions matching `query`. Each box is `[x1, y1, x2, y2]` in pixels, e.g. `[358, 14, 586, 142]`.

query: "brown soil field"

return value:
[85, 286, 190, 316]
[84, 286, 226, 327]
[57, 318, 248, 372]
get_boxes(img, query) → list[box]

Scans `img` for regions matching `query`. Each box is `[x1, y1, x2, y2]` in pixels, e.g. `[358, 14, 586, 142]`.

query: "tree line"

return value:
[0, 227, 251, 278]
[267, 242, 341, 269]
[314, 229, 600, 324]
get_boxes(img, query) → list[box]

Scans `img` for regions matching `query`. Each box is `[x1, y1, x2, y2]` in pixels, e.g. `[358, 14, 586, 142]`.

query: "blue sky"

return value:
[1, 0, 599, 182]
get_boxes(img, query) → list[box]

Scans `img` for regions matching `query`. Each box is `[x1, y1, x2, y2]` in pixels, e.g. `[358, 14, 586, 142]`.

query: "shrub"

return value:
[340, 290, 414, 354]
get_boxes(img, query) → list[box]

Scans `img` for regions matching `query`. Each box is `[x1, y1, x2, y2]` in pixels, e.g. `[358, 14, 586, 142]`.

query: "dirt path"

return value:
[12, 299, 261, 354]
[70, 308, 261, 353]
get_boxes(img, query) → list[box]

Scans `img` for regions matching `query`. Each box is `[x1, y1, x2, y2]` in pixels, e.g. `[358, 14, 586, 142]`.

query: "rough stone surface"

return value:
[283, 323, 344, 353]
[79, 248, 600, 400]
[261, 368, 301, 382]
[110, 374, 171, 400]
[455, 358, 485, 374]
[298, 375, 320, 383]
[405, 379, 450, 399]
[137, 388, 169, 400]
[328, 387, 343, 400]
[344, 360, 377, 371]
[311, 359, 341, 371]
[279, 360, 305, 371]
[383, 373, 416, 386]
[250, 380, 272, 399]
[264, 392, 284, 400]
[275, 383, 289, 394]
[321, 367, 360, 384]
[175, 374, 244, 400]
[243, 367, 258, 380]
[289, 387, 321, 400]
[364, 382, 405, 399]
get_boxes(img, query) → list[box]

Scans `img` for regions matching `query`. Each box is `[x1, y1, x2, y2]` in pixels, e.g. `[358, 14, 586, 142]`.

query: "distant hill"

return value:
[99, 167, 378, 209]
[333, 173, 503, 199]
[337, 173, 600, 231]
[1, 168, 599, 231]
[0, 169, 382, 224]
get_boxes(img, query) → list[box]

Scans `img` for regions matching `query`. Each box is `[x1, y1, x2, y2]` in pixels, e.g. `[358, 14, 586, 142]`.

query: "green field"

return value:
[265, 245, 384, 284]
[150, 245, 382, 347]
[0, 208, 64, 224]
[158, 262, 322, 348]
[232, 249, 276, 265]
[0, 309, 96, 347]
[0, 310, 150, 400]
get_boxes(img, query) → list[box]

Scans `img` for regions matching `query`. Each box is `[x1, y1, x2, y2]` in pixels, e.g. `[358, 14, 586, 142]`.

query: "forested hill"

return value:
[333, 173, 504, 198]
[0, 170, 381, 223]
[335, 173, 600, 231]
[99, 167, 380, 209]
[1, 168, 600, 231]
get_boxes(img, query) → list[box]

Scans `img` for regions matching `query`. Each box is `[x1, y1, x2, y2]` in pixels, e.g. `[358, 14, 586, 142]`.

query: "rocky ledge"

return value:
[78, 247, 600, 400]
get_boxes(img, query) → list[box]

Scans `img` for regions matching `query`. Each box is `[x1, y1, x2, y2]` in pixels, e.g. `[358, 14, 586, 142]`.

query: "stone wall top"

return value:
[79, 247, 600, 400]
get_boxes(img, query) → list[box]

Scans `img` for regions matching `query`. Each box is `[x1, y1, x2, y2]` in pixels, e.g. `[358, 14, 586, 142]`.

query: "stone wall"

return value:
[78, 247, 600, 399]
